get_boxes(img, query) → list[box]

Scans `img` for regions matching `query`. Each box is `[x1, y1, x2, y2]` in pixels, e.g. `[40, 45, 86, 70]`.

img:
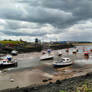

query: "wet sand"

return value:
[0, 46, 92, 90]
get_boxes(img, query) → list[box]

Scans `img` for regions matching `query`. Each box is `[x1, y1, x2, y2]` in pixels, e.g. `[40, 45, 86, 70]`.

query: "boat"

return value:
[0, 59, 17, 67]
[72, 49, 77, 54]
[11, 50, 18, 56]
[57, 50, 62, 56]
[0, 55, 17, 67]
[42, 51, 47, 55]
[53, 58, 72, 67]
[40, 54, 54, 60]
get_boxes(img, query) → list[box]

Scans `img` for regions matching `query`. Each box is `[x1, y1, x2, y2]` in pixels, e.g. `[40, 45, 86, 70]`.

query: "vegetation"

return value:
[0, 40, 74, 53]
[59, 90, 66, 92]
[0, 40, 25, 45]
[59, 83, 92, 92]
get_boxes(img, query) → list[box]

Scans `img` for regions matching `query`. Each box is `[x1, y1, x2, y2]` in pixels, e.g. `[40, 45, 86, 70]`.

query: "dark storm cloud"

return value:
[0, 0, 92, 28]
[2, 30, 46, 37]
[0, 0, 92, 41]
[15, 0, 92, 28]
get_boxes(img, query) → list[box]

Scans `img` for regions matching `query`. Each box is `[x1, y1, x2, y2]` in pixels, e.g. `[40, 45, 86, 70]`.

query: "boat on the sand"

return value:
[0, 55, 17, 67]
[57, 50, 62, 56]
[11, 50, 18, 56]
[53, 58, 72, 67]
[40, 54, 54, 60]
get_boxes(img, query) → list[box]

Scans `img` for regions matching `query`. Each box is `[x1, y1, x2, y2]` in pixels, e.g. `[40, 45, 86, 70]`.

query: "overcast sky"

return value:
[0, 0, 92, 42]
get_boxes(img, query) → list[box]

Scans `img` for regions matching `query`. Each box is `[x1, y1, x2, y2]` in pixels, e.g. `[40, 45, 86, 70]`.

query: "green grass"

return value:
[59, 90, 66, 92]
[0, 40, 25, 45]
[59, 83, 92, 92]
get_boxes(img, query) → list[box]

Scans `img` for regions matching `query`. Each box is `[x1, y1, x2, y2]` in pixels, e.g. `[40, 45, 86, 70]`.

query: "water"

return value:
[2, 45, 92, 72]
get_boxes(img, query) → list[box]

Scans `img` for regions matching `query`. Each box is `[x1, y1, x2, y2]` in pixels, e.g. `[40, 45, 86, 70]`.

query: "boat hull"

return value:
[40, 57, 53, 61]
[0, 62, 17, 68]
[53, 62, 72, 67]
[11, 53, 18, 56]
[53, 63, 72, 67]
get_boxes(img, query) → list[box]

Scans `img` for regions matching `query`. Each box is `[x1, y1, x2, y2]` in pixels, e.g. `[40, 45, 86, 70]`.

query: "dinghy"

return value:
[40, 54, 54, 60]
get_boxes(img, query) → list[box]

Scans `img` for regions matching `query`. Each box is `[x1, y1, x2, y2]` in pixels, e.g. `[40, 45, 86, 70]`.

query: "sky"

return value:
[0, 0, 92, 42]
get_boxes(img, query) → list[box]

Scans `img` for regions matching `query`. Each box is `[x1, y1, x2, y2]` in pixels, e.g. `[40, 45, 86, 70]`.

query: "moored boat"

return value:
[0, 59, 17, 67]
[0, 55, 17, 67]
[40, 54, 54, 60]
[57, 50, 62, 56]
[11, 50, 18, 56]
[53, 58, 72, 67]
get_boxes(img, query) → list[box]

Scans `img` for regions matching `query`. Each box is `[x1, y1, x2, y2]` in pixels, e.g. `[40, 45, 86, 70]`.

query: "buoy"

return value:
[83, 47, 85, 52]
[84, 51, 89, 59]
[90, 49, 92, 52]
[58, 50, 62, 56]
[76, 49, 79, 52]
[66, 48, 69, 53]
[72, 49, 77, 55]
[47, 49, 51, 54]
[42, 51, 46, 55]
[10, 78, 15, 82]
[84, 51, 89, 55]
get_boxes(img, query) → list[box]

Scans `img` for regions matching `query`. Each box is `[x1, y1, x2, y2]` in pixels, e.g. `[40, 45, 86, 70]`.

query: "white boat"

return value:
[0, 56, 17, 67]
[0, 59, 17, 66]
[72, 49, 77, 54]
[57, 50, 62, 56]
[53, 58, 72, 67]
[40, 54, 54, 60]
[11, 50, 18, 55]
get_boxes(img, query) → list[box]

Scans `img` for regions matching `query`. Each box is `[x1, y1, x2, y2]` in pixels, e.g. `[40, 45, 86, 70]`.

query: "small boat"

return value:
[72, 49, 77, 54]
[0, 56, 17, 67]
[57, 50, 62, 56]
[42, 51, 47, 55]
[0, 59, 17, 67]
[40, 54, 54, 60]
[53, 58, 72, 67]
[11, 50, 18, 56]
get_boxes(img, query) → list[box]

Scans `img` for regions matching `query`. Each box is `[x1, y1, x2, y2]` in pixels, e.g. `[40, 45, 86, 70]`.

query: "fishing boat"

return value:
[53, 58, 72, 67]
[0, 55, 17, 67]
[40, 54, 54, 60]
[11, 50, 18, 56]
[0, 59, 17, 67]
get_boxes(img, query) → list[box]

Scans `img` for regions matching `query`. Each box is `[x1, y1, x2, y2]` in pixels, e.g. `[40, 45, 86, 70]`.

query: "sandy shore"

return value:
[0, 46, 92, 90]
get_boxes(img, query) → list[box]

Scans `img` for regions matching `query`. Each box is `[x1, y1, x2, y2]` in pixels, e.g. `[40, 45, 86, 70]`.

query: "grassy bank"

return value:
[0, 40, 25, 45]
[1, 72, 92, 92]
[0, 40, 74, 53]
[73, 43, 92, 46]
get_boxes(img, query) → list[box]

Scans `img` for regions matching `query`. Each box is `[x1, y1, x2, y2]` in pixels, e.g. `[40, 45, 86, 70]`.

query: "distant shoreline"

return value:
[73, 43, 92, 46]
[0, 44, 74, 54]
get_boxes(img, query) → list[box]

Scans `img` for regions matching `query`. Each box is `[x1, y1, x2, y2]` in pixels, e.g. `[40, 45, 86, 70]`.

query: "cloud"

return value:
[0, 0, 92, 41]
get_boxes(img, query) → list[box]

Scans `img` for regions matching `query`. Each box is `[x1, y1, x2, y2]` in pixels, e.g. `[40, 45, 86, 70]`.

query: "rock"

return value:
[85, 73, 92, 77]
[49, 82, 53, 84]
[30, 87, 38, 90]
[56, 80, 61, 84]
[42, 79, 48, 82]
[34, 87, 38, 90]
[10, 78, 14, 82]
[48, 78, 52, 81]
[23, 89, 28, 92]
[2, 69, 7, 72]
[16, 86, 19, 89]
